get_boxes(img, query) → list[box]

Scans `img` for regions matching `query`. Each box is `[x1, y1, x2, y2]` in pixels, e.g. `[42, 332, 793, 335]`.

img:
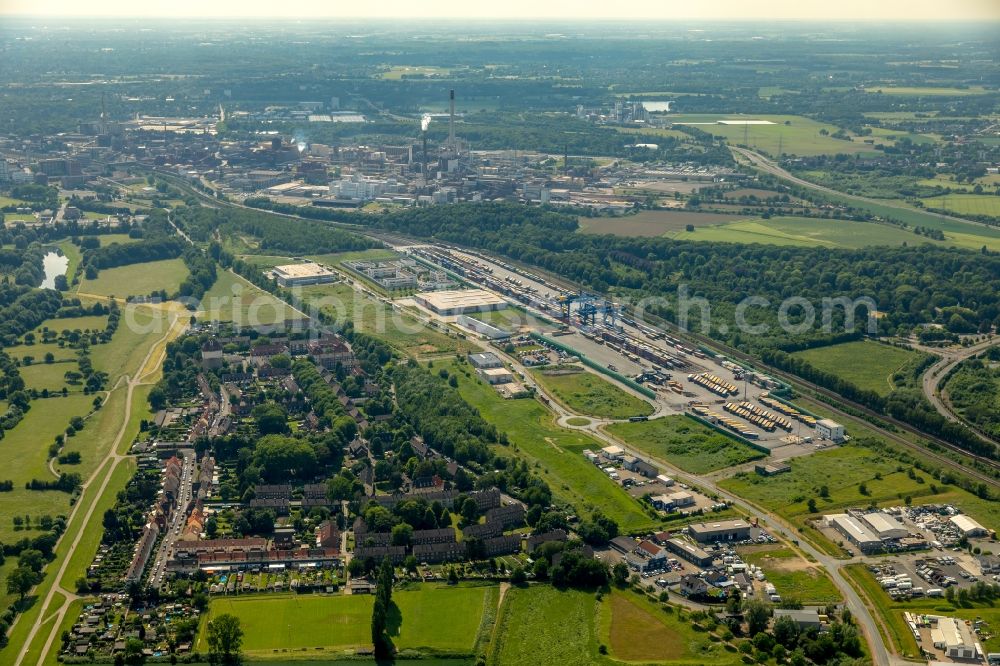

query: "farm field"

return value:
[77, 258, 190, 298]
[444, 359, 657, 533]
[790, 340, 927, 396]
[197, 585, 491, 657]
[379, 65, 452, 79]
[740, 546, 842, 604]
[605, 414, 764, 474]
[577, 210, 746, 236]
[600, 590, 744, 665]
[677, 216, 927, 248]
[199, 270, 298, 326]
[530, 366, 653, 419]
[669, 114, 878, 156]
[920, 194, 1000, 218]
[489, 586, 602, 666]
[300, 282, 474, 357]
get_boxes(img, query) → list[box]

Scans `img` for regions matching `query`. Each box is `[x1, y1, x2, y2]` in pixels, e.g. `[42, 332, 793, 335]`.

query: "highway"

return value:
[731, 146, 1000, 232]
[920, 337, 999, 447]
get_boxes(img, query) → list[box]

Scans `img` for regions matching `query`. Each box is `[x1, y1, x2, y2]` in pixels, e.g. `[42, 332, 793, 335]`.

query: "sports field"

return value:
[198, 585, 491, 656]
[920, 194, 1000, 218]
[606, 415, 764, 474]
[77, 258, 190, 298]
[530, 366, 653, 419]
[444, 359, 656, 533]
[669, 114, 877, 156]
[741, 546, 842, 604]
[790, 340, 925, 396]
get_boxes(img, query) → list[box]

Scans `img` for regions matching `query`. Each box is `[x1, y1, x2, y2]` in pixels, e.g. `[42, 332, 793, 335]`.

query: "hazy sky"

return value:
[1, 0, 998, 20]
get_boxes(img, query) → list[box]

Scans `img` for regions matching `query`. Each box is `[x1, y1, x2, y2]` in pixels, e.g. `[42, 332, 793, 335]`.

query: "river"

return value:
[41, 250, 69, 289]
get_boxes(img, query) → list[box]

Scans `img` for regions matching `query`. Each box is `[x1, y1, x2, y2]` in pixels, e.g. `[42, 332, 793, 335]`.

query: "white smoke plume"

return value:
[421, 114, 432, 132]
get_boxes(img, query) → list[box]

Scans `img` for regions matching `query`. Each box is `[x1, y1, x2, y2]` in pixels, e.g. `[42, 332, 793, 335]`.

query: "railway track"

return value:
[146, 167, 1000, 490]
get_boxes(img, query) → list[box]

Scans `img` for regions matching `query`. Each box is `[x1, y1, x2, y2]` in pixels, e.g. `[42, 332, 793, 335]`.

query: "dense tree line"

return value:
[83, 236, 185, 273]
[765, 348, 997, 462]
[392, 361, 499, 466]
[372, 203, 1000, 353]
[172, 204, 378, 255]
[943, 350, 1000, 441]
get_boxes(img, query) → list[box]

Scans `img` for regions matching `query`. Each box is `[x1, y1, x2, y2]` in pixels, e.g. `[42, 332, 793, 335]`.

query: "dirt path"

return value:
[14, 311, 184, 666]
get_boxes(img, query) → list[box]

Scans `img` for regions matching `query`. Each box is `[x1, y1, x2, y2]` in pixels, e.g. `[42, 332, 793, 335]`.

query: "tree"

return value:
[206, 613, 243, 664]
[326, 475, 355, 502]
[7, 566, 38, 603]
[124, 637, 146, 665]
[744, 599, 770, 637]
[252, 404, 289, 435]
[18, 549, 45, 573]
[807, 498, 818, 513]
[510, 566, 527, 586]
[612, 562, 629, 587]
[772, 615, 800, 645]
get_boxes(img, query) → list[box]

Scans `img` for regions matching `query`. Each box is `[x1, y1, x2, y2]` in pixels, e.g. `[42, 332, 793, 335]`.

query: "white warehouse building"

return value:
[816, 418, 845, 442]
[950, 514, 988, 538]
[826, 513, 882, 553]
[861, 512, 908, 540]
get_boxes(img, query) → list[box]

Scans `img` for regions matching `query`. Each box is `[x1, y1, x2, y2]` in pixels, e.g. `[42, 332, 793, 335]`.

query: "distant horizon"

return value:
[0, 0, 998, 22]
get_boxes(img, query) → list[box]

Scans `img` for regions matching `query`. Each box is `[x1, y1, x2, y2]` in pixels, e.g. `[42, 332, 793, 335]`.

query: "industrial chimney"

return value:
[448, 89, 456, 149]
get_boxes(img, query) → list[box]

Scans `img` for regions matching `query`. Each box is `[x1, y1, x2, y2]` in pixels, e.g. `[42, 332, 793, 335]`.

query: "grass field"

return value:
[864, 85, 991, 96]
[601, 590, 743, 665]
[606, 415, 764, 474]
[718, 444, 999, 537]
[920, 194, 1000, 218]
[669, 114, 877, 157]
[379, 65, 451, 80]
[577, 210, 746, 237]
[36, 315, 109, 335]
[678, 216, 928, 248]
[741, 546, 842, 604]
[77, 258, 190, 298]
[199, 270, 298, 326]
[444, 360, 656, 533]
[198, 585, 491, 657]
[790, 340, 927, 396]
[300, 282, 474, 357]
[530, 366, 653, 420]
[19, 361, 78, 393]
[11, 342, 77, 363]
[305, 248, 400, 267]
[489, 586, 603, 666]
[97, 234, 140, 246]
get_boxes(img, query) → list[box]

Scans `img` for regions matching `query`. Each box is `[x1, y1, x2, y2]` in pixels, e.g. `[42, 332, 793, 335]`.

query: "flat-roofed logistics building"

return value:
[688, 519, 752, 544]
[950, 514, 988, 538]
[826, 514, 882, 553]
[272, 262, 338, 287]
[415, 289, 507, 315]
[861, 512, 908, 540]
